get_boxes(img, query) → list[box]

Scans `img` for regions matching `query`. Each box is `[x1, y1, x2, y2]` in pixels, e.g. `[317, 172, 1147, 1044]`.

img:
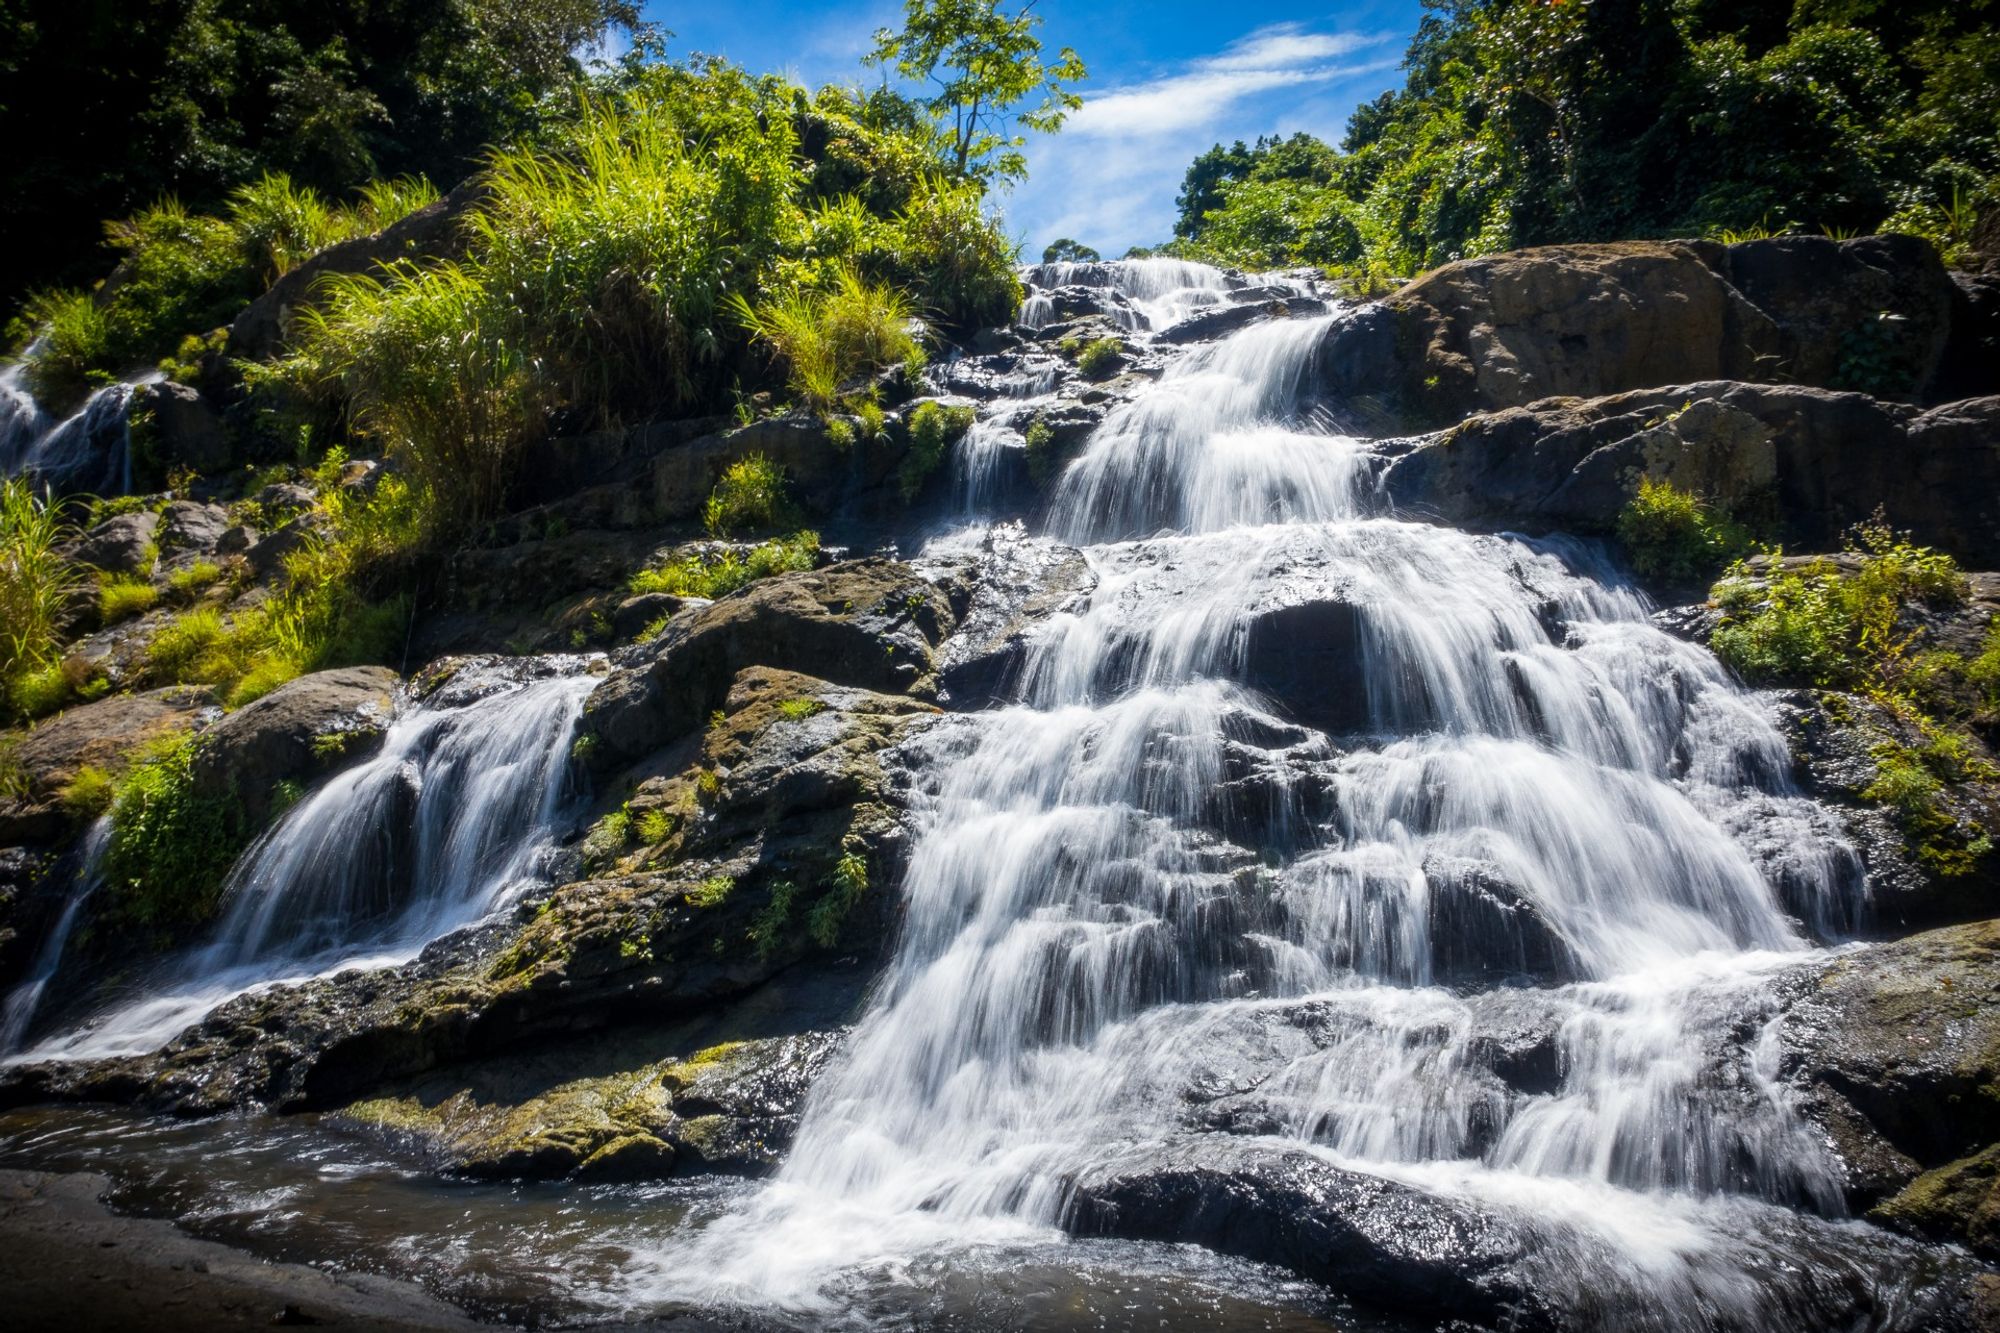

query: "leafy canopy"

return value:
[868, 0, 1087, 182]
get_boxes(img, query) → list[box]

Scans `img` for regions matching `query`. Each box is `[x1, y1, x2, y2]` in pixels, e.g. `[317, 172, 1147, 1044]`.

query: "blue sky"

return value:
[635, 2, 1424, 257]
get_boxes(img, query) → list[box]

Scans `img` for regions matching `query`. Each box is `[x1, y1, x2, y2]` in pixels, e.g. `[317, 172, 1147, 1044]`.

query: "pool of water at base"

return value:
[0, 1105, 1400, 1331]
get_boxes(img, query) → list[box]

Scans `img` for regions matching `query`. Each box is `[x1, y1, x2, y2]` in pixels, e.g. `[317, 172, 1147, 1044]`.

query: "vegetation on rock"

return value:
[1616, 477, 1752, 584]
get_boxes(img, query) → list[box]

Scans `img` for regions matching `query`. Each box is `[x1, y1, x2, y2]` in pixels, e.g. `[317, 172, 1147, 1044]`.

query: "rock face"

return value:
[1381, 382, 2000, 566]
[188, 667, 398, 826]
[0, 687, 216, 844]
[1317, 235, 1985, 434]
[582, 559, 957, 765]
[1782, 921, 2000, 1250]
[66, 510, 159, 575]
[135, 382, 228, 475]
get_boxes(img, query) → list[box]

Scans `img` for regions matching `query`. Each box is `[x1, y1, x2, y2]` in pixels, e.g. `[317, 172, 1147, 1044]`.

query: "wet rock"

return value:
[1153, 296, 1326, 346]
[611, 592, 691, 641]
[924, 528, 1095, 708]
[1424, 857, 1582, 987]
[1063, 1140, 1552, 1330]
[582, 560, 954, 765]
[1780, 920, 2000, 1215]
[65, 510, 158, 575]
[1776, 691, 2000, 932]
[1873, 1143, 2000, 1262]
[189, 667, 398, 826]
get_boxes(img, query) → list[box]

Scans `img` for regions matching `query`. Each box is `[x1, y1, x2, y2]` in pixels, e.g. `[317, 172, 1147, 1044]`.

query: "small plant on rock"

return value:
[1615, 477, 1749, 584]
[899, 400, 975, 501]
[1074, 336, 1124, 379]
[704, 454, 793, 536]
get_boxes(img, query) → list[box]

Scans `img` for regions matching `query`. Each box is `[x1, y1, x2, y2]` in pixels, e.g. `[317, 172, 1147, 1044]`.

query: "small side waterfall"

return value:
[0, 360, 158, 495]
[14, 664, 596, 1062]
[624, 262, 1902, 1326]
[0, 818, 111, 1055]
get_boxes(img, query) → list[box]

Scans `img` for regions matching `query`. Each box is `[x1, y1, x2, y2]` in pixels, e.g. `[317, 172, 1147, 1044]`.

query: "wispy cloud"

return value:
[1007, 21, 1403, 256]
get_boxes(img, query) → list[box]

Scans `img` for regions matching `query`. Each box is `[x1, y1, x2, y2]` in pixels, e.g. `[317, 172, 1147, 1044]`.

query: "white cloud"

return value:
[1005, 22, 1403, 257]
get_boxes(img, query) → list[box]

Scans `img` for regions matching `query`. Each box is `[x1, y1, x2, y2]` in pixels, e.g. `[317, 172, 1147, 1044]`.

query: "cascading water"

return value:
[0, 818, 111, 1055]
[623, 263, 1930, 1326]
[12, 663, 596, 1063]
[0, 357, 158, 495]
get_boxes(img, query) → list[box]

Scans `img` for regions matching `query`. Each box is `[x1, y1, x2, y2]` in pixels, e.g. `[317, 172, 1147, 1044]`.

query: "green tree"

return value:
[1041, 237, 1098, 263]
[867, 0, 1087, 182]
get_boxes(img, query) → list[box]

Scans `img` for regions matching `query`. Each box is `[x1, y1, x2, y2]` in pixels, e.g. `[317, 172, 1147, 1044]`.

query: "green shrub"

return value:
[8, 661, 71, 720]
[13, 289, 113, 407]
[98, 575, 159, 623]
[166, 561, 223, 600]
[1073, 336, 1124, 379]
[734, 266, 921, 412]
[825, 416, 857, 449]
[704, 455, 793, 536]
[60, 764, 116, 818]
[629, 531, 821, 602]
[776, 697, 825, 721]
[899, 400, 975, 501]
[886, 174, 1021, 329]
[1, 479, 84, 719]
[1024, 415, 1058, 484]
[103, 731, 252, 930]
[226, 173, 348, 283]
[285, 261, 544, 536]
[1616, 477, 1751, 583]
[689, 875, 734, 908]
[636, 808, 675, 843]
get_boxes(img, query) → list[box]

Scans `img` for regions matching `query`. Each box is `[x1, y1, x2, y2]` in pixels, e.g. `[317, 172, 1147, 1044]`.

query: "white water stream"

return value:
[624, 264, 1879, 1323]
[10, 668, 594, 1063]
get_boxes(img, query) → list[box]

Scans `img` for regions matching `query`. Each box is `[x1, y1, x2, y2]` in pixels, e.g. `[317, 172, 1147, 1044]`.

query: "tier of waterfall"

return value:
[10, 663, 595, 1063]
[620, 261, 1901, 1327]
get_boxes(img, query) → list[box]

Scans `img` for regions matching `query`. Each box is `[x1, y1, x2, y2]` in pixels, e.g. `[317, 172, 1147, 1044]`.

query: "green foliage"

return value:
[629, 531, 821, 601]
[1712, 524, 1989, 875]
[900, 400, 975, 501]
[103, 731, 252, 930]
[166, 561, 224, 600]
[688, 875, 735, 908]
[807, 850, 870, 948]
[0, 0, 647, 322]
[1711, 525, 1965, 691]
[1073, 336, 1124, 379]
[60, 764, 116, 818]
[9, 661, 73, 721]
[97, 575, 160, 625]
[777, 697, 826, 721]
[867, 0, 1087, 181]
[703, 456, 793, 537]
[273, 67, 1019, 530]
[636, 807, 674, 843]
[1616, 478, 1752, 583]
[1042, 238, 1099, 263]
[734, 267, 922, 412]
[1171, 1, 2000, 277]
[1, 480, 84, 720]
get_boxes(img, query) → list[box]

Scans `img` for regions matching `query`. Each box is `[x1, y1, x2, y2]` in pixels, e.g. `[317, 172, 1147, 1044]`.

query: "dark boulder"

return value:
[135, 382, 229, 475]
[1063, 1140, 1552, 1329]
[1424, 856, 1581, 986]
[157, 500, 229, 557]
[65, 510, 158, 575]
[189, 667, 398, 826]
[1381, 382, 2000, 566]
[582, 560, 955, 766]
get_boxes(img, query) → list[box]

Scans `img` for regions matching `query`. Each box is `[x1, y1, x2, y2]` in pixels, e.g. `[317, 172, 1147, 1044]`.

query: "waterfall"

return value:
[13, 664, 596, 1062]
[0, 818, 111, 1054]
[0, 361, 158, 495]
[626, 261, 1885, 1323]
[1020, 256, 1297, 332]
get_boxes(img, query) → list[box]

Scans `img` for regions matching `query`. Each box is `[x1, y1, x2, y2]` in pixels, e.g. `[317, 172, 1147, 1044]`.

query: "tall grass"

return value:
[0, 479, 83, 718]
[287, 263, 545, 534]
[733, 266, 921, 410]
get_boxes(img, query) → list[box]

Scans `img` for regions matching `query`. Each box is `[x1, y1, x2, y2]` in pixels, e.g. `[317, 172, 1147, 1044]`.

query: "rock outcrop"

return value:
[188, 667, 398, 826]
[1381, 382, 2000, 566]
[1317, 235, 1988, 434]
